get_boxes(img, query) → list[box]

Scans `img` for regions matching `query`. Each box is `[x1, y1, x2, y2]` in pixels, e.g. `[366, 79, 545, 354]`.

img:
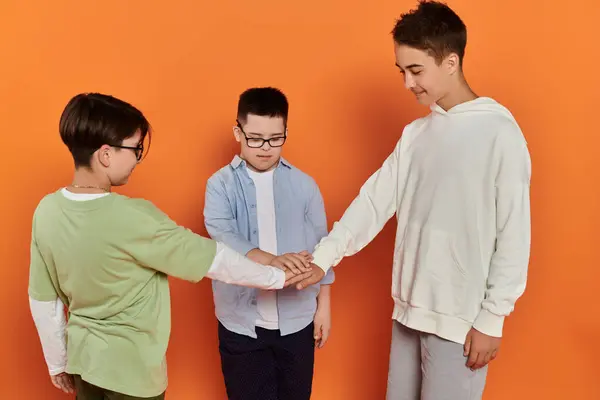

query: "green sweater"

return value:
[28, 191, 217, 397]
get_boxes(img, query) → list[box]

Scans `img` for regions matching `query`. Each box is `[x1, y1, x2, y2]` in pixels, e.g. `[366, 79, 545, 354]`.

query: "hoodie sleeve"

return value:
[473, 126, 532, 337]
[311, 138, 402, 273]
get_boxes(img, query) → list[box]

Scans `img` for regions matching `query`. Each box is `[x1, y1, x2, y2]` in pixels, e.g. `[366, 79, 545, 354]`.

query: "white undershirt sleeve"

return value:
[206, 242, 285, 289]
[29, 296, 67, 376]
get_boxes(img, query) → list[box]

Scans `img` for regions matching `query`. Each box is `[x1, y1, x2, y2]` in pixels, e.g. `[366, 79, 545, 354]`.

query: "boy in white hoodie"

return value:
[293, 1, 531, 399]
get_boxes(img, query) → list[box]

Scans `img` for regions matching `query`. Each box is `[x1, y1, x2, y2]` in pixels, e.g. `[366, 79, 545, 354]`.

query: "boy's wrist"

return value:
[317, 289, 331, 306]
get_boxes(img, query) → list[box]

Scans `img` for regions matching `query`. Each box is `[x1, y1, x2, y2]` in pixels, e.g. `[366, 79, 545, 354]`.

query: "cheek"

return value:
[424, 72, 446, 93]
[415, 75, 431, 91]
[271, 147, 282, 157]
[241, 146, 259, 158]
[116, 155, 137, 172]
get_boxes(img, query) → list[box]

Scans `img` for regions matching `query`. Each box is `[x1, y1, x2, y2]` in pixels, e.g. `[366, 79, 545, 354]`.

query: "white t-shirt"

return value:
[247, 168, 279, 330]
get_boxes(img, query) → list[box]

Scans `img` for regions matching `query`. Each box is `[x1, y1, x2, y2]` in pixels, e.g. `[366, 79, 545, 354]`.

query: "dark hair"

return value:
[59, 93, 151, 167]
[391, 1, 467, 65]
[237, 87, 289, 126]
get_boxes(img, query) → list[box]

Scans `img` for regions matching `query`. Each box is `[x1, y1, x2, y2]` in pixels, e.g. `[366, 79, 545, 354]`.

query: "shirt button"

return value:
[253, 230, 257, 234]
[251, 204, 256, 208]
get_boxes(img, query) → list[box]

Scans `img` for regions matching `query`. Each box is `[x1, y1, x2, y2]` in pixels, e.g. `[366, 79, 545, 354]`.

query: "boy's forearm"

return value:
[317, 284, 331, 308]
[246, 248, 276, 265]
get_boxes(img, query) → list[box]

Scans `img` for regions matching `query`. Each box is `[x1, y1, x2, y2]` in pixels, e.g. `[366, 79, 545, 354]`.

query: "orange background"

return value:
[1, 0, 598, 398]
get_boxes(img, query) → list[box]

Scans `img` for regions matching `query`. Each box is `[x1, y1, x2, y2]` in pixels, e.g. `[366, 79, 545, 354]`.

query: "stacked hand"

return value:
[284, 263, 326, 289]
[271, 251, 326, 289]
[271, 251, 314, 274]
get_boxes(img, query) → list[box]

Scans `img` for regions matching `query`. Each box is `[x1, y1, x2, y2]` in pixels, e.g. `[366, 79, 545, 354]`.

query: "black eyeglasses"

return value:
[111, 144, 144, 161]
[236, 120, 287, 148]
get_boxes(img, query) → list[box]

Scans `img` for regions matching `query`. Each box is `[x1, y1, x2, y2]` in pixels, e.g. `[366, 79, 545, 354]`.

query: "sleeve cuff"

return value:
[49, 366, 66, 376]
[472, 309, 505, 338]
[273, 269, 286, 290]
[311, 250, 334, 274]
[320, 268, 335, 285]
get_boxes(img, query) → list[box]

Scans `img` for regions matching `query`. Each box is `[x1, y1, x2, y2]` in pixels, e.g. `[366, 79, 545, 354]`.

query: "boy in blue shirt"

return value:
[204, 87, 335, 400]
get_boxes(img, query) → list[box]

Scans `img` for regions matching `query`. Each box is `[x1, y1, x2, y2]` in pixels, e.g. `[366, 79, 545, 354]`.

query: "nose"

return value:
[260, 141, 272, 151]
[404, 73, 415, 90]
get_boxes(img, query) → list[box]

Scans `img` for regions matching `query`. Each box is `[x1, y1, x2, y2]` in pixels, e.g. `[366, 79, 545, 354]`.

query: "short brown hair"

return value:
[59, 93, 151, 167]
[237, 87, 289, 126]
[392, 1, 467, 65]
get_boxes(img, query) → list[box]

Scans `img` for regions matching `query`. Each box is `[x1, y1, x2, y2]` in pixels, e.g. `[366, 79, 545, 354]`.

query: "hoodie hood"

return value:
[430, 96, 516, 122]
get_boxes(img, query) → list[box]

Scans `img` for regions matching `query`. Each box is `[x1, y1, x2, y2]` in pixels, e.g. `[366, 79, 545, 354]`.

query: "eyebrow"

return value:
[395, 63, 424, 69]
[245, 131, 285, 138]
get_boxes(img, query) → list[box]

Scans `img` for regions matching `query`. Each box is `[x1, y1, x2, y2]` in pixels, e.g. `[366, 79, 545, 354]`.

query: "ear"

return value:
[445, 52, 460, 75]
[233, 126, 241, 143]
[96, 144, 112, 167]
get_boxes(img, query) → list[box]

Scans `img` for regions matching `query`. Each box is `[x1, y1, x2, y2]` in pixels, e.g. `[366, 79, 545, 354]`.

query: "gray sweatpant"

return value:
[386, 321, 488, 400]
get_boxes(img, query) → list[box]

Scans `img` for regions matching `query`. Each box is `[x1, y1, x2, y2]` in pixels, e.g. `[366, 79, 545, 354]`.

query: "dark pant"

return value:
[73, 376, 165, 400]
[218, 322, 315, 400]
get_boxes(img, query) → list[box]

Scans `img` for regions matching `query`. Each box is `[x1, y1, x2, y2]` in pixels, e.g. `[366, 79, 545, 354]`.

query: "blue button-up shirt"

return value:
[204, 155, 335, 338]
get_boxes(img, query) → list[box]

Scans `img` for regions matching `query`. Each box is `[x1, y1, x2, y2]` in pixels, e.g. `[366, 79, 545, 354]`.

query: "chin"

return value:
[249, 158, 278, 172]
[415, 95, 434, 106]
[112, 177, 130, 186]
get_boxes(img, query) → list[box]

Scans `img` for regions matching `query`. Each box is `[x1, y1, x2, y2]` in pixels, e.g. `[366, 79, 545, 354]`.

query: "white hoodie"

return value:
[312, 97, 531, 344]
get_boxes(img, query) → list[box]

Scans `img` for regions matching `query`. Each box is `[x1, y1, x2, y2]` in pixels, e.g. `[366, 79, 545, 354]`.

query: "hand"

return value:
[464, 328, 501, 370]
[313, 305, 331, 349]
[283, 268, 303, 286]
[50, 372, 75, 394]
[298, 250, 314, 263]
[271, 253, 312, 275]
[286, 263, 326, 289]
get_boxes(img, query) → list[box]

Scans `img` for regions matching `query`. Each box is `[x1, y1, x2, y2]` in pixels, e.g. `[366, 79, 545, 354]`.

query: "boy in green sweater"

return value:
[28, 93, 309, 399]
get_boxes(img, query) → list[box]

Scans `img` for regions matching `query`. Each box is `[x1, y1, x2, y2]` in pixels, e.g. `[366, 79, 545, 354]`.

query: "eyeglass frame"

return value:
[110, 144, 145, 161]
[235, 119, 287, 148]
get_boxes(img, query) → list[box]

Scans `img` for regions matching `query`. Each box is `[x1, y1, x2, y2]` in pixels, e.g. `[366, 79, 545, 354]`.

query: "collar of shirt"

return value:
[229, 155, 293, 171]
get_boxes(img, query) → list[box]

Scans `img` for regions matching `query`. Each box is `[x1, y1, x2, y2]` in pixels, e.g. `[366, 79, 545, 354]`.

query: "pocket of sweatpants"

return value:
[410, 229, 468, 317]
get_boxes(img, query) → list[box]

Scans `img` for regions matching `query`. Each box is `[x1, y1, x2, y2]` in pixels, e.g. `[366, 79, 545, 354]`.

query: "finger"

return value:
[299, 250, 310, 257]
[466, 349, 478, 369]
[283, 269, 302, 286]
[463, 334, 471, 357]
[273, 262, 287, 271]
[490, 349, 498, 361]
[65, 374, 76, 393]
[296, 272, 319, 290]
[299, 251, 314, 262]
[284, 255, 310, 273]
[291, 252, 310, 265]
[271, 259, 288, 271]
[320, 328, 329, 348]
[283, 259, 302, 275]
[297, 267, 324, 289]
[286, 271, 313, 287]
[50, 377, 61, 390]
[288, 254, 311, 270]
[314, 325, 322, 349]
[56, 377, 69, 393]
[483, 351, 492, 366]
[474, 352, 487, 370]
[61, 375, 74, 393]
